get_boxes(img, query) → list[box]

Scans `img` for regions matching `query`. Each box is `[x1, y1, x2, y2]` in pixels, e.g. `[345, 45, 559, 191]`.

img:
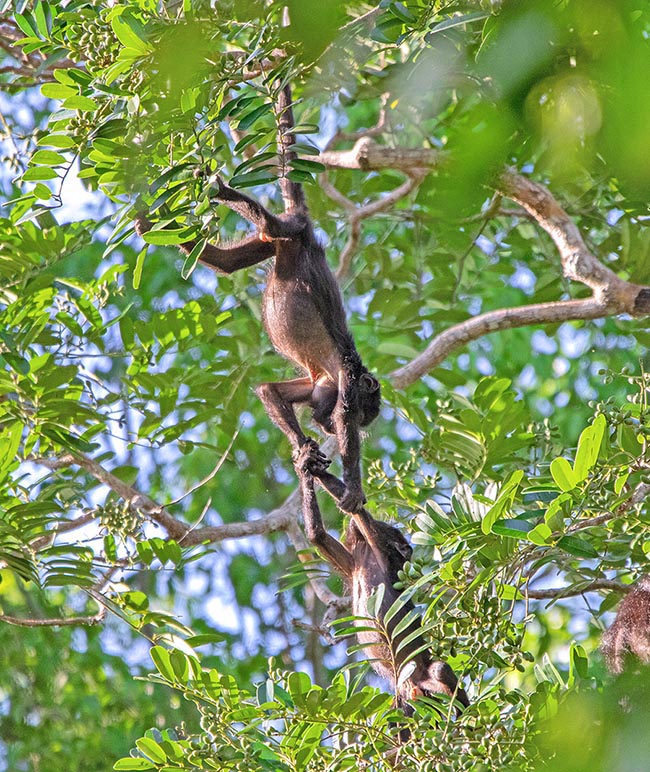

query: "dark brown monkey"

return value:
[299, 463, 469, 716]
[134, 85, 379, 514]
[601, 576, 650, 674]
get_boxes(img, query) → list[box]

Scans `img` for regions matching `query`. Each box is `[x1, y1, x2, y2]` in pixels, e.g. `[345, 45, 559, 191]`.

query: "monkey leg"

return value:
[330, 369, 366, 514]
[214, 177, 304, 240]
[256, 378, 330, 473]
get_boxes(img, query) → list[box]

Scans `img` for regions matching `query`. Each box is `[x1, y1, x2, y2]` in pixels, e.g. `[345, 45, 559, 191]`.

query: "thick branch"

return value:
[390, 298, 606, 388]
[498, 169, 650, 315]
[318, 137, 440, 172]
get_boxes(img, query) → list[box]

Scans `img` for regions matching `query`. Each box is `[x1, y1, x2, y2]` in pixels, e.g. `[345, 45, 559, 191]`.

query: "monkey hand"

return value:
[294, 439, 331, 475]
[337, 486, 367, 515]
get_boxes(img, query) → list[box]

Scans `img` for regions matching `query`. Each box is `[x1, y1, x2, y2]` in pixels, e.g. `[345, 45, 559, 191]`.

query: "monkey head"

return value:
[345, 517, 412, 573]
[398, 660, 469, 715]
[358, 370, 381, 427]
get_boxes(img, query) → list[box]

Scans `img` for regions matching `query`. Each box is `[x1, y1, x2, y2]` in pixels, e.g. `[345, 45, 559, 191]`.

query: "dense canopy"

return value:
[1, 2, 650, 770]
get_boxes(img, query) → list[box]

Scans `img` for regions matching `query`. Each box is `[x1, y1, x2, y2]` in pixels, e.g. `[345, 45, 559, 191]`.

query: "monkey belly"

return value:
[262, 279, 341, 378]
[352, 574, 398, 683]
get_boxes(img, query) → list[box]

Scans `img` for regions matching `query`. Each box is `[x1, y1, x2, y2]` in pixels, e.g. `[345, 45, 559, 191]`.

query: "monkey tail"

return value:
[276, 84, 307, 215]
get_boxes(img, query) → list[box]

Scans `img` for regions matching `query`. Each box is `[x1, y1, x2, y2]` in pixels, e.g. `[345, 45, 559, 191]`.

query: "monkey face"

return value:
[359, 372, 381, 427]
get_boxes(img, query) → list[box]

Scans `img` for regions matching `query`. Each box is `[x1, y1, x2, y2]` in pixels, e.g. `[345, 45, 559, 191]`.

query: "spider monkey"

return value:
[134, 85, 380, 514]
[601, 576, 650, 674]
[299, 463, 469, 716]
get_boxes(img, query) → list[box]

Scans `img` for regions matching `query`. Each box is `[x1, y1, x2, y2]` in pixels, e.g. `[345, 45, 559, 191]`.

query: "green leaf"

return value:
[186, 633, 226, 647]
[113, 759, 155, 771]
[14, 12, 38, 37]
[135, 738, 167, 765]
[573, 414, 606, 482]
[569, 643, 589, 682]
[527, 522, 553, 545]
[390, 2, 417, 23]
[123, 591, 149, 611]
[41, 83, 77, 100]
[142, 227, 195, 245]
[23, 167, 58, 181]
[133, 245, 147, 289]
[31, 149, 66, 166]
[492, 518, 534, 539]
[150, 646, 176, 682]
[63, 95, 98, 111]
[288, 158, 325, 173]
[111, 15, 149, 54]
[550, 457, 578, 492]
[482, 470, 523, 534]
[33, 2, 52, 37]
[557, 535, 599, 559]
[169, 649, 190, 682]
[229, 170, 277, 188]
[181, 238, 206, 279]
[236, 103, 270, 130]
[103, 534, 117, 562]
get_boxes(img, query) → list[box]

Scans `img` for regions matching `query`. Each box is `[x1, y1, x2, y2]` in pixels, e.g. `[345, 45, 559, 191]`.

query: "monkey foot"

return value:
[295, 439, 330, 475]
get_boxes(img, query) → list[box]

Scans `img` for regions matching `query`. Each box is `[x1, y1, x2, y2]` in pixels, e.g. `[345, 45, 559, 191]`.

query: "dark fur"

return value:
[299, 463, 469, 716]
[602, 576, 650, 674]
[134, 86, 379, 513]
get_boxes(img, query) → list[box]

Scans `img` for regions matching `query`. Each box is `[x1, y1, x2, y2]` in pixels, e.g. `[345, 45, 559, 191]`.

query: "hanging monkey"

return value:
[134, 85, 380, 514]
[299, 463, 469, 716]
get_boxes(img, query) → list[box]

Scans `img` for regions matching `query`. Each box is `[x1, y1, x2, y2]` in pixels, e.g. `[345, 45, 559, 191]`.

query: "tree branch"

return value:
[316, 140, 650, 386]
[497, 169, 650, 315]
[525, 579, 628, 601]
[32, 453, 295, 547]
[390, 298, 607, 388]
[318, 137, 440, 172]
[0, 607, 107, 628]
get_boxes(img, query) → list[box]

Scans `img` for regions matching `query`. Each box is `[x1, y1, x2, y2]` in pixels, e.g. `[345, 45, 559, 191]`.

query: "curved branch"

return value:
[322, 170, 425, 279]
[390, 297, 606, 389]
[33, 444, 348, 611]
[497, 169, 650, 314]
[317, 140, 650, 384]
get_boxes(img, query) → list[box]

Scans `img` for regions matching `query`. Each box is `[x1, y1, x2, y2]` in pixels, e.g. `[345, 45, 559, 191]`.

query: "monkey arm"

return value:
[312, 468, 390, 574]
[214, 177, 305, 240]
[300, 470, 354, 577]
[134, 215, 274, 274]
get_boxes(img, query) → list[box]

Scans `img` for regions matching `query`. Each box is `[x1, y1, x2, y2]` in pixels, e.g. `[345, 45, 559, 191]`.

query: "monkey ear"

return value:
[360, 373, 380, 393]
[396, 541, 413, 561]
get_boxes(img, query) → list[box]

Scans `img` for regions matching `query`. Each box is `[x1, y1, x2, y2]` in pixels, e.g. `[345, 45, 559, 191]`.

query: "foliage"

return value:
[1, 1, 650, 771]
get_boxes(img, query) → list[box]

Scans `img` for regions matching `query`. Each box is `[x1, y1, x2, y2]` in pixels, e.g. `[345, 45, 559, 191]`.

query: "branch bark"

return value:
[315, 139, 650, 387]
